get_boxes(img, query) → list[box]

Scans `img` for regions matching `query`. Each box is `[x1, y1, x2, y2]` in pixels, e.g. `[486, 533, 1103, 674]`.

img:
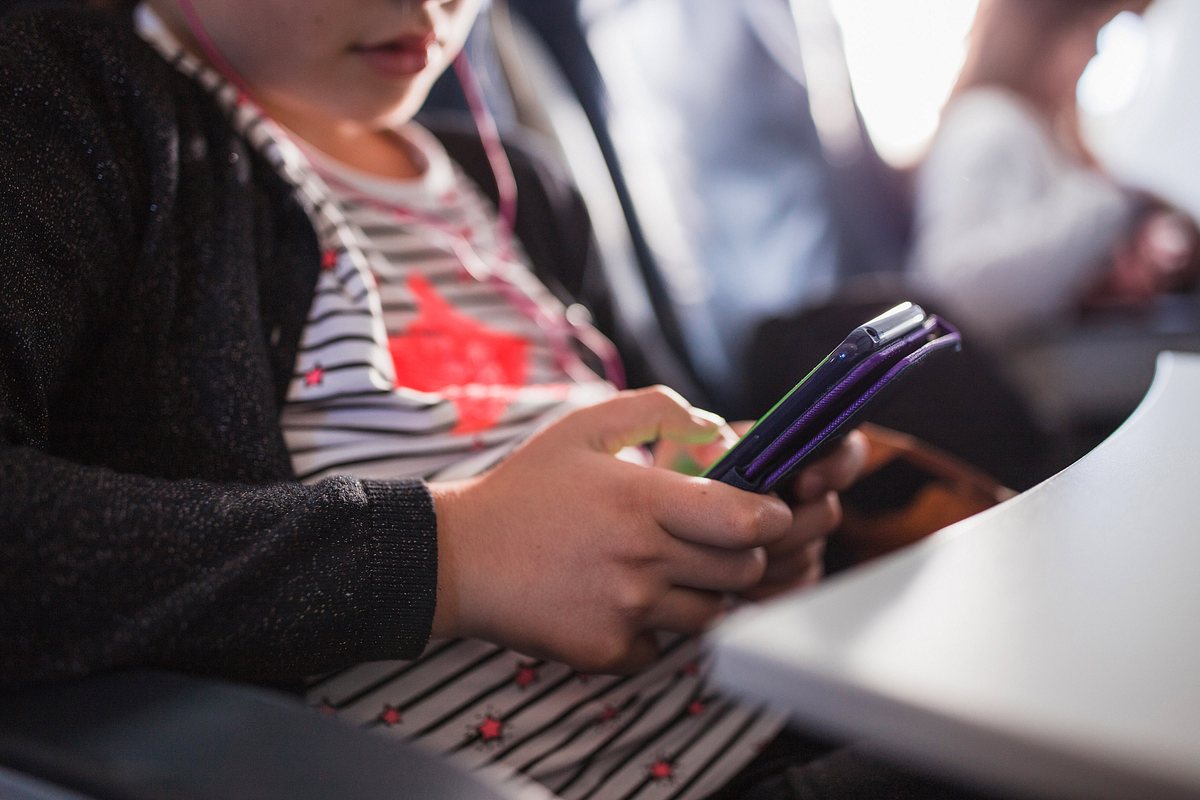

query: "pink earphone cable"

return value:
[175, 0, 256, 106]
[452, 53, 518, 248]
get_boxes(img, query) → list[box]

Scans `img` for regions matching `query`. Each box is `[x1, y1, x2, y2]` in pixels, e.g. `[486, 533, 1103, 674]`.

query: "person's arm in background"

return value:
[1090, 203, 1200, 306]
[908, 89, 1140, 342]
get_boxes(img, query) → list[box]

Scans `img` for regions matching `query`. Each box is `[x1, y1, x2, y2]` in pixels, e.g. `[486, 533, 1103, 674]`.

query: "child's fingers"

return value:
[431, 388, 795, 674]
[740, 494, 840, 603]
[767, 492, 842, 556]
[655, 418, 742, 475]
[745, 539, 826, 601]
[644, 470, 792, 550]
[796, 429, 869, 500]
[729, 420, 754, 437]
[561, 386, 726, 454]
[661, 538, 768, 593]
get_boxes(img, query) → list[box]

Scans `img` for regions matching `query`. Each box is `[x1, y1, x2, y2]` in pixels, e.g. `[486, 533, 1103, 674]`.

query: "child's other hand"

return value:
[428, 387, 792, 674]
[653, 422, 868, 601]
[741, 431, 869, 602]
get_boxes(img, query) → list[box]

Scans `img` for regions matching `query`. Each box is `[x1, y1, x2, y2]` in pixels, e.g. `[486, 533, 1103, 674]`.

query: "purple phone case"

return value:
[739, 316, 961, 493]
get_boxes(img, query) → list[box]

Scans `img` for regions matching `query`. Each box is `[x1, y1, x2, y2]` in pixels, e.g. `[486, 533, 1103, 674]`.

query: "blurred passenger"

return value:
[908, 0, 1196, 345]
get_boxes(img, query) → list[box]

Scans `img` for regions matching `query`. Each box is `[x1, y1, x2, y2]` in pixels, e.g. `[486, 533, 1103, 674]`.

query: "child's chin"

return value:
[326, 91, 428, 129]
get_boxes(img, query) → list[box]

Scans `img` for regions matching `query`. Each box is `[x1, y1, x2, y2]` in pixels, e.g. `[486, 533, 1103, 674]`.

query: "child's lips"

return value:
[351, 36, 436, 78]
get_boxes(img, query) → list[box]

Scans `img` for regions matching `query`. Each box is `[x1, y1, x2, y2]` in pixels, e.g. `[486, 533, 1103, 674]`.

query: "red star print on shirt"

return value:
[596, 704, 620, 724]
[304, 365, 325, 387]
[686, 700, 707, 717]
[388, 274, 529, 435]
[476, 715, 505, 743]
[321, 249, 338, 270]
[514, 662, 540, 690]
[648, 759, 675, 782]
[377, 705, 402, 727]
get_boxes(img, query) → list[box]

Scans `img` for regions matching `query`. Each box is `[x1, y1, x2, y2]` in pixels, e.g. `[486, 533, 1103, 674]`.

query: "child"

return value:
[0, 0, 875, 797]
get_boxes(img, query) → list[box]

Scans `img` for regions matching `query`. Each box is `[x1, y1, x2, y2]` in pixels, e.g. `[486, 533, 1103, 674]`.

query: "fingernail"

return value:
[718, 424, 740, 447]
[690, 408, 726, 428]
[688, 410, 727, 442]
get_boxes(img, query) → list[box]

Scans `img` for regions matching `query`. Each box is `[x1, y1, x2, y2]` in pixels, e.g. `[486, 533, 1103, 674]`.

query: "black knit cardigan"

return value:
[0, 5, 604, 689]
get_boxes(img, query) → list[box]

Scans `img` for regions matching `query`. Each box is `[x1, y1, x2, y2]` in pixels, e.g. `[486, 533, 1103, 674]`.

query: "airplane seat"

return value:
[425, 0, 915, 414]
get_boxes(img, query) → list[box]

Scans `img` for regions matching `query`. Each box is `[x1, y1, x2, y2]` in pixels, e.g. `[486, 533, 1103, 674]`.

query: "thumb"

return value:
[561, 386, 726, 454]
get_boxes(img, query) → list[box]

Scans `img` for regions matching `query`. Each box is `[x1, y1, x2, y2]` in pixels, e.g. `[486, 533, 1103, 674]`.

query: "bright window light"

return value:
[1079, 11, 1152, 117]
[828, 0, 980, 166]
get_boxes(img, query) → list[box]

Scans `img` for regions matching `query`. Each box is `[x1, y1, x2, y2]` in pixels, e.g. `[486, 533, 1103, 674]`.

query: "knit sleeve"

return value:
[0, 10, 439, 689]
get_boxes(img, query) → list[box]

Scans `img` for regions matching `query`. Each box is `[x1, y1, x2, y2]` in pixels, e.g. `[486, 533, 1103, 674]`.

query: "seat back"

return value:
[489, 0, 913, 409]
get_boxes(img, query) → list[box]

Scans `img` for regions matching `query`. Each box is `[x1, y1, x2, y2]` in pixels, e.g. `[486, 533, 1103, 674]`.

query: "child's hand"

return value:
[428, 387, 792, 674]
[653, 421, 869, 602]
[741, 431, 869, 601]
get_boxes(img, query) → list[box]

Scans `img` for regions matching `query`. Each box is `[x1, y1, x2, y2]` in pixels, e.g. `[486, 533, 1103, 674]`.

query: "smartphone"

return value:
[704, 302, 959, 494]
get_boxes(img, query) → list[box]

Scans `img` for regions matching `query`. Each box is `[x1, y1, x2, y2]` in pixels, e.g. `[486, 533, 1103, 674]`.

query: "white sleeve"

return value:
[908, 91, 1138, 342]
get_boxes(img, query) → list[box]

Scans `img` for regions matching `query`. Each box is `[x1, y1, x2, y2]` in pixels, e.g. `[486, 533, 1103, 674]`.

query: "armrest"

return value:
[0, 671, 520, 800]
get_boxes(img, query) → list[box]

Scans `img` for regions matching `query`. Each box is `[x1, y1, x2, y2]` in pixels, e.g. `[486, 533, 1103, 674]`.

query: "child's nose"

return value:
[394, 0, 444, 36]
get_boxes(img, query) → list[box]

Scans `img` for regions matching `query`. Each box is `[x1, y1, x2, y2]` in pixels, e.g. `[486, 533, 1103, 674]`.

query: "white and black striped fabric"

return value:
[310, 635, 781, 800]
[278, 127, 613, 483]
[136, 8, 784, 798]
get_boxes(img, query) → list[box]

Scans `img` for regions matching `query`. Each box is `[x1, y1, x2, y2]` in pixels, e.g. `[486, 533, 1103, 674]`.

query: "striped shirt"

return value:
[135, 7, 784, 798]
[278, 124, 613, 483]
